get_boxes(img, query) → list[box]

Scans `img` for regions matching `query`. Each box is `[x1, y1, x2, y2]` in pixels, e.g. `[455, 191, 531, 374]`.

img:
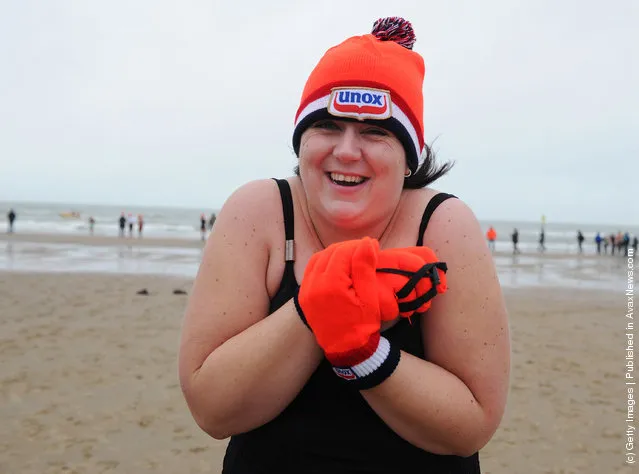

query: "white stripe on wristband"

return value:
[333, 336, 391, 379]
[351, 336, 391, 377]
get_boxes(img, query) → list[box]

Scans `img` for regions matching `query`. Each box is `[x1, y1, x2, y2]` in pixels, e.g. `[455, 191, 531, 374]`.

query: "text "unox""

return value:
[328, 87, 392, 120]
[337, 91, 385, 106]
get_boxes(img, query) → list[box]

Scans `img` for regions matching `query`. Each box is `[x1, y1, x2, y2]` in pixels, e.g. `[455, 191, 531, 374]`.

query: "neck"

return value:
[306, 206, 398, 250]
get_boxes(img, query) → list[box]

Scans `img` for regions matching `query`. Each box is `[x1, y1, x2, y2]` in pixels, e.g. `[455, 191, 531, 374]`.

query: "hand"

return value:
[293, 240, 445, 389]
[376, 246, 448, 321]
[295, 237, 381, 368]
[294, 237, 402, 389]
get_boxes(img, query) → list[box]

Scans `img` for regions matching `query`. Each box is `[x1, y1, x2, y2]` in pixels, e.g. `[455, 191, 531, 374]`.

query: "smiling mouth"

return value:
[327, 172, 369, 187]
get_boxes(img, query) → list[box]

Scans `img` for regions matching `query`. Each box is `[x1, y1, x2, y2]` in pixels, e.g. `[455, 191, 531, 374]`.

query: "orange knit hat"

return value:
[293, 17, 425, 173]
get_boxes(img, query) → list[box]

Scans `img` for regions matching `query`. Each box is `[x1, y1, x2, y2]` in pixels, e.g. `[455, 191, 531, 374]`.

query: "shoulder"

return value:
[219, 178, 282, 213]
[216, 178, 290, 230]
[403, 188, 482, 249]
[403, 188, 492, 276]
[212, 178, 297, 259]
[398, 187, 463, 228]
[415, 191, 501, 308]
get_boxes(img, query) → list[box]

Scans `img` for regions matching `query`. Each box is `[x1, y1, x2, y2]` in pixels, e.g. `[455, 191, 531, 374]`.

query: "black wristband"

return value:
[331, 336, 401, 391]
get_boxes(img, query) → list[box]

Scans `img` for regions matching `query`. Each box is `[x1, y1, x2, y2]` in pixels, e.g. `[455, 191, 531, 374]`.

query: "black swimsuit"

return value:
[222, 179, 480, 474]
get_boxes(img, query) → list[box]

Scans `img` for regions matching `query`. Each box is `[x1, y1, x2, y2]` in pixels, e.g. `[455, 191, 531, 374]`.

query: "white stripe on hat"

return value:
[294, 93, 422, 160]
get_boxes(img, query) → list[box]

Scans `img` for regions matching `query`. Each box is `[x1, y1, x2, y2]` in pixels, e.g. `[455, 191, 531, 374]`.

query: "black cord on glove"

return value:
[376, 262, 447, 312]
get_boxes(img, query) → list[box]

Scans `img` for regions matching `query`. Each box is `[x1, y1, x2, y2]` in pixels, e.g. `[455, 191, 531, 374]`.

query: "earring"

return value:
[404, 169, 412, 178]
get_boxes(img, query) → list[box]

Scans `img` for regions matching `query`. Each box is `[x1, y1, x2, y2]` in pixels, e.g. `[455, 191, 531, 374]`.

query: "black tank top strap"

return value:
[273, 178, 295, 249]
[416, 192, 457, 246]
[268, 179, 298, 314]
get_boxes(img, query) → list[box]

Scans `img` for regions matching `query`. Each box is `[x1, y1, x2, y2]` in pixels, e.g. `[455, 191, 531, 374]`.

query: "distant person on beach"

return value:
[127, 214, 135, 237]
[603, 235, 609, 254]
[594, 232, 602, 254]
[632, 236, 638, 255]
[208, 213, 216, 231]
[538, 229, 546, 253]
[179, 17, 509, 474]
[88, 216, 96, 235]
[511, 228, 520, 254]
[118, 213, 126, 237]
[617, 231, 624, 255]
[486, 226, 496, 251]
[623, 232, 630, 256]
[609, 233, 616, 255]
[138, 214, 144, 237]
[7, 208, 16, 233]
[576, 230, 585, 254]
[200, 214, 207, 241]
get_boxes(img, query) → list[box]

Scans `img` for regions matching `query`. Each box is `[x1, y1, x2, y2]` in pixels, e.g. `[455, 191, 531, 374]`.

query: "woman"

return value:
[179, 17, 510, 473]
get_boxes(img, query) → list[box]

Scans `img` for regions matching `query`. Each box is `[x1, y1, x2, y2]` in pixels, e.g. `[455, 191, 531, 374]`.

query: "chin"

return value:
[322, 201, 369, 227]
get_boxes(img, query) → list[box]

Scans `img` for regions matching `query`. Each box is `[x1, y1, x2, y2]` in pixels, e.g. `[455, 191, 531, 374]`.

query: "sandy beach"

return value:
[0, 234, 634, 473]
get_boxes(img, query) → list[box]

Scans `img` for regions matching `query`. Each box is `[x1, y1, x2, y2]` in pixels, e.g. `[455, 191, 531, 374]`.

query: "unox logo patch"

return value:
[333, 367, 358, 380]
[328, 87, 392, 121]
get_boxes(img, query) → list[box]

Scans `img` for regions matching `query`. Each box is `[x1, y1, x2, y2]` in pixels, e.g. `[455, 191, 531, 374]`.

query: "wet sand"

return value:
[0, 230, 623, 257]
[0, 271, 632, 473]
[0, 232, 205, 249]
[1, 232, 631, 292]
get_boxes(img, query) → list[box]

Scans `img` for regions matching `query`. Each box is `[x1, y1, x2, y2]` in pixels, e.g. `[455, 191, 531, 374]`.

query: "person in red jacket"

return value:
[486, 226, 497, 252]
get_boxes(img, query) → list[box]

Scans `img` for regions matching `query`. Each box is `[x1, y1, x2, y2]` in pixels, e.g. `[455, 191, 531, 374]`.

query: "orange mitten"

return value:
[294, 237, 401, 389]
[376, 246, 448, 321]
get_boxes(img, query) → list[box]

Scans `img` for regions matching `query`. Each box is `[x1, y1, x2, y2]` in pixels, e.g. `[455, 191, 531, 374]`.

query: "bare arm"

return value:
[361, 198, 511, 456]
[178, 179, 323, 440]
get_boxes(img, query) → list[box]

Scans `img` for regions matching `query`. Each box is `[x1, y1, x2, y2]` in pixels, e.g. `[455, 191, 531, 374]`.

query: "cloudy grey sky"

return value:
[1, 0, 636, 225]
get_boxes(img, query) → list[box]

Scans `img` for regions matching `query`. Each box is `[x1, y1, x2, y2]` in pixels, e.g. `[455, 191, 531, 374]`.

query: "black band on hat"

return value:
[292, 110, 419, 174]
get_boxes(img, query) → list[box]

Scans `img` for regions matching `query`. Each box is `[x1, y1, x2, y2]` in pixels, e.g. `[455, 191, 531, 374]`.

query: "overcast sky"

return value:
[0, 0, 636, 225]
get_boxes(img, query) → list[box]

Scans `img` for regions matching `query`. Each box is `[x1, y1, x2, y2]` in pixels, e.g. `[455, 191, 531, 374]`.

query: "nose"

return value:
[333, 125, 362, 163]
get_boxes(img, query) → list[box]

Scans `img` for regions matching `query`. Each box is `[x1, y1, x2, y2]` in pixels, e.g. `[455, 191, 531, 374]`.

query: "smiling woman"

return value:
[179, 16, 510, 474]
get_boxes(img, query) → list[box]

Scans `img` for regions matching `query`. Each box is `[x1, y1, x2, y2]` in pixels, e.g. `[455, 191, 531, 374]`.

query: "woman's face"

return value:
[298, 119, 407, 228]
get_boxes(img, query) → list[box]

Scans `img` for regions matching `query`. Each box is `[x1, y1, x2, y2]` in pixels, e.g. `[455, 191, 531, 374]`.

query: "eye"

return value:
[363, 126, 388, 136]
[312, 120, 340, 130]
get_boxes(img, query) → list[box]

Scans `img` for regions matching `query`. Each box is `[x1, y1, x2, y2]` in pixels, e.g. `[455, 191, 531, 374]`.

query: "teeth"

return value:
[330, 173, 364, 184]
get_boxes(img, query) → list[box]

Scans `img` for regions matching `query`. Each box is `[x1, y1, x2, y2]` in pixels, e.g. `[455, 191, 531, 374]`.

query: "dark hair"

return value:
[292, 142, 454, 189]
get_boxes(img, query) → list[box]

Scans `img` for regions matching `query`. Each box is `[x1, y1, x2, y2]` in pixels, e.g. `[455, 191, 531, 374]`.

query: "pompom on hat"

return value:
[292, 17, 425, 174]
